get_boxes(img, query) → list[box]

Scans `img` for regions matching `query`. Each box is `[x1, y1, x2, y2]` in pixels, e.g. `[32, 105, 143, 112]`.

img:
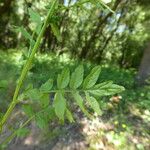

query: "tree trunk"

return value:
[136, 42, 150, 85]
[0, 0, 13, 14]
[79, 0, 122, 59]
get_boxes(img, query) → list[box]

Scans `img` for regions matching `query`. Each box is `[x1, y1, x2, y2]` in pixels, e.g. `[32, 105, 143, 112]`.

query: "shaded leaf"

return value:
[0, 80, 8, 89]
[40, 93, 50, 108]
[44, 106, 56, 120]
[72, 92, 92, 118]
[85, 92, 102, 115]
[22, 105, 34, 117]
[17, 128, 29, 137]
[53, 92, 66, 121]
[50, 23, 62, 42]
[35, 112, 48, 129]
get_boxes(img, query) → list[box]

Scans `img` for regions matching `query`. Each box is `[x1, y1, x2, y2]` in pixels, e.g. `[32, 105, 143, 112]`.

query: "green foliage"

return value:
[57, 68, 70, 89]
[69, 65, 84, 89]
[35, 111, 49, 129]
[16, 128, 29, 138]
[40, 79, 53, 92]
[50, 23, 62, 42]
[53, 92, 66, 122]
[0, 0, 134, 146]
[28, 8, 42, 24]
[72, 91, 92, 118]
[19, 27, 33, 42]
[22, 105, 34, 117]
[20, 65, 124, 128]
[0, 80, 8, 89]
[66, 108, 74, 123]
[83, 66, 101, 89]
[85, 92, 102, 115]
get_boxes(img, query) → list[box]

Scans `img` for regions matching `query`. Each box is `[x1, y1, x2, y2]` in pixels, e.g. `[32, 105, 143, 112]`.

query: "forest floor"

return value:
[2, 104, 150, 150]
[0, 50, 150, 150]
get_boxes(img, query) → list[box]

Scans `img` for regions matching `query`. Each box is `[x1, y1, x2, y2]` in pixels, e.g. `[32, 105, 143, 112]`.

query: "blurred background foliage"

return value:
[0, 0, 150, 68]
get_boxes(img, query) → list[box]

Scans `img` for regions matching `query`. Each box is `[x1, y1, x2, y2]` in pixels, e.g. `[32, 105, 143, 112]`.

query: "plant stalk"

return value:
[0, 0, 58, 133]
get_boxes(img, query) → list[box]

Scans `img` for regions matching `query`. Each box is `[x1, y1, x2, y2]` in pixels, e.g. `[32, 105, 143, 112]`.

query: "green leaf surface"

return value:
[83, 66, 101, 89]
[44, 106, 56, 120]
[66, 108, 74, 123]
[72, 92, 92, 118]
[70, 65, 84, 89]
[50, 23, 62, 42]
[35, 23, 43, 35]
[20, 27, 32, 41]
[57, 68, 70, 89]
[89, 83, 125, 96]
[53, 92, 66, 121]
[40, 93, 50, 108]
[40, 79, 53, 92]
[28, 8, 42, 24]
[22, 105, 34, 117]
[17, 128, 29, 138]
[0, 80, 8, 89]
[35, 112, 48, 129]
[85, 92, 102, 115]
[25, 88, 41, 101]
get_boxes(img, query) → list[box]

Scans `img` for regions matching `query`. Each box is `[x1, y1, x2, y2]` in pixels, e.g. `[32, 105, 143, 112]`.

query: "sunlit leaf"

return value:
[20, 27, 32, 41]
[28, 8, 42, 24]
[70, 65, 84, 89]
[83, 66, 101, 89]
[89, 83, 125, 96]
[40, 79, 53, 92]
[57, 68, 70, 89]
[25, 88, 41, 101]
[66, 108, 74, 123]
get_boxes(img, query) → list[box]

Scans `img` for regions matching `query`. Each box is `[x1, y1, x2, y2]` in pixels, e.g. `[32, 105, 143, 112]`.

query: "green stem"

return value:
[1, 117, 33, 146]
[0, 0, 58, 133]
